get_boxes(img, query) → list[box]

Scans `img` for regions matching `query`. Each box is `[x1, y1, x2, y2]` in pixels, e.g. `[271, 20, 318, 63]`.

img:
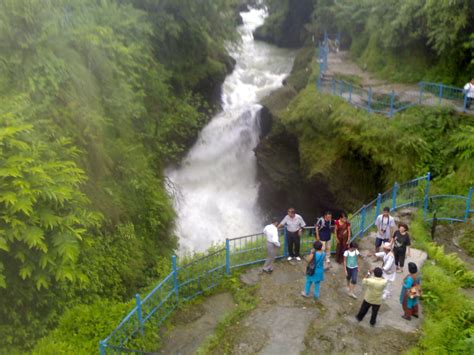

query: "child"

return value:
[344, 241, 360, 299]
[302, 241, 325, 300]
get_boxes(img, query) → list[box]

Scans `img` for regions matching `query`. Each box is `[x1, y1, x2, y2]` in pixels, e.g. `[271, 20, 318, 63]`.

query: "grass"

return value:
[407, 213, 474, 354]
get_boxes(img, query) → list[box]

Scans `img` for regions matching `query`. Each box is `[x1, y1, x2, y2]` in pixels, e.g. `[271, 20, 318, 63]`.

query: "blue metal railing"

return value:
[315, 37, 470, 117]
[100, 174, 472, 353]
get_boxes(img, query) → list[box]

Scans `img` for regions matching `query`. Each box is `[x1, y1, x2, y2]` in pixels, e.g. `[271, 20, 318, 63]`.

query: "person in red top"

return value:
[335, 213, 351, 264]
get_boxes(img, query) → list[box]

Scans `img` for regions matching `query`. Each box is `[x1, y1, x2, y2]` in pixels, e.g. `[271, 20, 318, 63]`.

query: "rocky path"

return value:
[158, 210, 427, 354]
[323, 50, 470, 114]
[158, 293, 235, 354]
[231, 237, 426, 354]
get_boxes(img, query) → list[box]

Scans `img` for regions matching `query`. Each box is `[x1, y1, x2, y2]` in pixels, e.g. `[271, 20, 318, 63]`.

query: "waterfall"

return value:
[167, 8, 295, 253]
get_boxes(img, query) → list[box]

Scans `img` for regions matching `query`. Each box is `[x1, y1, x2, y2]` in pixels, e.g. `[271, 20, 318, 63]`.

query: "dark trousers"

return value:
[467, 97, 473, 109]
[356, 300, 381, 325]
[394, 247, 406, 268]
[287, 231, 300, 257]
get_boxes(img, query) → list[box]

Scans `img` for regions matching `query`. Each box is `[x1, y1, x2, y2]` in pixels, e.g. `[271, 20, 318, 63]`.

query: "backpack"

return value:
[316, 217, 326, 231]
[306, 252, 323, 276]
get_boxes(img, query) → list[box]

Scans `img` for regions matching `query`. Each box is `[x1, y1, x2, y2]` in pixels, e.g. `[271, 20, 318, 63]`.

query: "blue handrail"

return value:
[315, 37, 470, 117]
[99, 173, 473, 353]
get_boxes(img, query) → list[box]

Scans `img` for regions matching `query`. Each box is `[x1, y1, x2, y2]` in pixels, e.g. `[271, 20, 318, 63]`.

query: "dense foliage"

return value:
[272, 84, 474, 211]
[408, 216, 474, 354]
[258, 0, 473, 84]
[312, 0, 474, 84]
[0, 0, 237, 351]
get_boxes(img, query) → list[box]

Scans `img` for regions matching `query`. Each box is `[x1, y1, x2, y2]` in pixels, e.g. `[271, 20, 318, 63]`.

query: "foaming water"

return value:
[166, 8, 295, 253]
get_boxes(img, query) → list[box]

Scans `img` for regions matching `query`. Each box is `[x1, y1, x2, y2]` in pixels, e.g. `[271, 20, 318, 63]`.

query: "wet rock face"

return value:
[255, 121, 340, 223]
[253, 0, 314, 48]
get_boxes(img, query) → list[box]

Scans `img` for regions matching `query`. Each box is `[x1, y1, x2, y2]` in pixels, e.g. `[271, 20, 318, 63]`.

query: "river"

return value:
[166, 8, 295, 253]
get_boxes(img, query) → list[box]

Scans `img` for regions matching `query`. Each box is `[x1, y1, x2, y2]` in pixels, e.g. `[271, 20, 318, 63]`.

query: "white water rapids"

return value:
[166, 8, 295, 253]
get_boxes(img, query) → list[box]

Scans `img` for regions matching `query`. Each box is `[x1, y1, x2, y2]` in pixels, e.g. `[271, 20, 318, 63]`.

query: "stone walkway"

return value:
[322, 50, 471, 114]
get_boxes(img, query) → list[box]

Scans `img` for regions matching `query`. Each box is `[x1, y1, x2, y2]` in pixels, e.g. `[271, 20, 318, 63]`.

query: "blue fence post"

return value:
[225, 239, 231, 274]
[419, 82, 424, 104]
[332, 79, 336, 94]
[464, 187, 473, 222]
[391, 182, 399, 211]
[359, 205, 367, 237]
[375, 193, 382, 223]
[135, 293, 144, 336]
[349, 83, 353, 103]
[172, 255, 179, 301]
[438, 83, 443, 104]
[99, 341, 107, 355]
[367, 87, 372, 112]
[389, 90, 395, 117]
[423, 172, 431, 219]
[283, 227, 288, 257]
[463, 93, 468, 112]
[339, 80, 344, 96]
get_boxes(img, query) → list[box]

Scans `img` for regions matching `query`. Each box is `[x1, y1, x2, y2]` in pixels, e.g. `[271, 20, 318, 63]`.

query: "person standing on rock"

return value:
[262, 217, 281, 273]
[400, 262, 421, 320]
[374, 242, 396, 299]
[344, 241, 360, 299]
[355, 267, 387, 326]
[463, 78, 474, 109]
[335, 212, 351, 264]
[392, 223, 411, 273]
[302, 241, 325, 300]
[279, 208, 306, 262]
[374, 207, 396, 253]
[315, 211, 334, 266]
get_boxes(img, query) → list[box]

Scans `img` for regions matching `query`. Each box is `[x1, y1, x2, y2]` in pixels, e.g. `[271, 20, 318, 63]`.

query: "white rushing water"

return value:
[166, 8, 295, 253]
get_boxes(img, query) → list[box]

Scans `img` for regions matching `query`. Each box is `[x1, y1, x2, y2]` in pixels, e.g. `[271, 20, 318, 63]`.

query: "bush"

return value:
[408, 215, 474, 354]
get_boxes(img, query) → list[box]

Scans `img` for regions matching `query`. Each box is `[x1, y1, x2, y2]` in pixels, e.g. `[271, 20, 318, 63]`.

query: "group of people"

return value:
[262, 206, 421, 326]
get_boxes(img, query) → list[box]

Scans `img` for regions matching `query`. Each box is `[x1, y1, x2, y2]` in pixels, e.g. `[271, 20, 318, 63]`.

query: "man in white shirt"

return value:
[262, 217, 281, 273]
[374, 242, 396, 299]
[278, 208, 306, 262]
[374, 207, 396, 253]
[464, 78, 474, 109]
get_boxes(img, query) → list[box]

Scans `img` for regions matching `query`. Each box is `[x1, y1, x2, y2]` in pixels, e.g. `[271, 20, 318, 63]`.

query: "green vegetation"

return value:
[254, 0, 313, 47]
[0, 0, 238, 352]
[459, 226, 474, 257]
[408, 215, 474, 354]
[269, 83, 474, 211]
[261, 0, 473, 84]
[197, 273, 259, 354]
[311, 0, 474, 84]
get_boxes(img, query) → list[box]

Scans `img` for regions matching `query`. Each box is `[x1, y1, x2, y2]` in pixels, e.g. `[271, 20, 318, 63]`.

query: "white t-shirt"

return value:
[375, 214, 396, 240]
[343, 249, 360, 268]
[464, 82, 474, 98]
[263, 224, 280, 246]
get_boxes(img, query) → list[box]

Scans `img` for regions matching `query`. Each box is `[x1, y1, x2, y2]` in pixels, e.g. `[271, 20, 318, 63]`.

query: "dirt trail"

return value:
[158, 293, 235, 355]
[326, 50, 419, 94]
